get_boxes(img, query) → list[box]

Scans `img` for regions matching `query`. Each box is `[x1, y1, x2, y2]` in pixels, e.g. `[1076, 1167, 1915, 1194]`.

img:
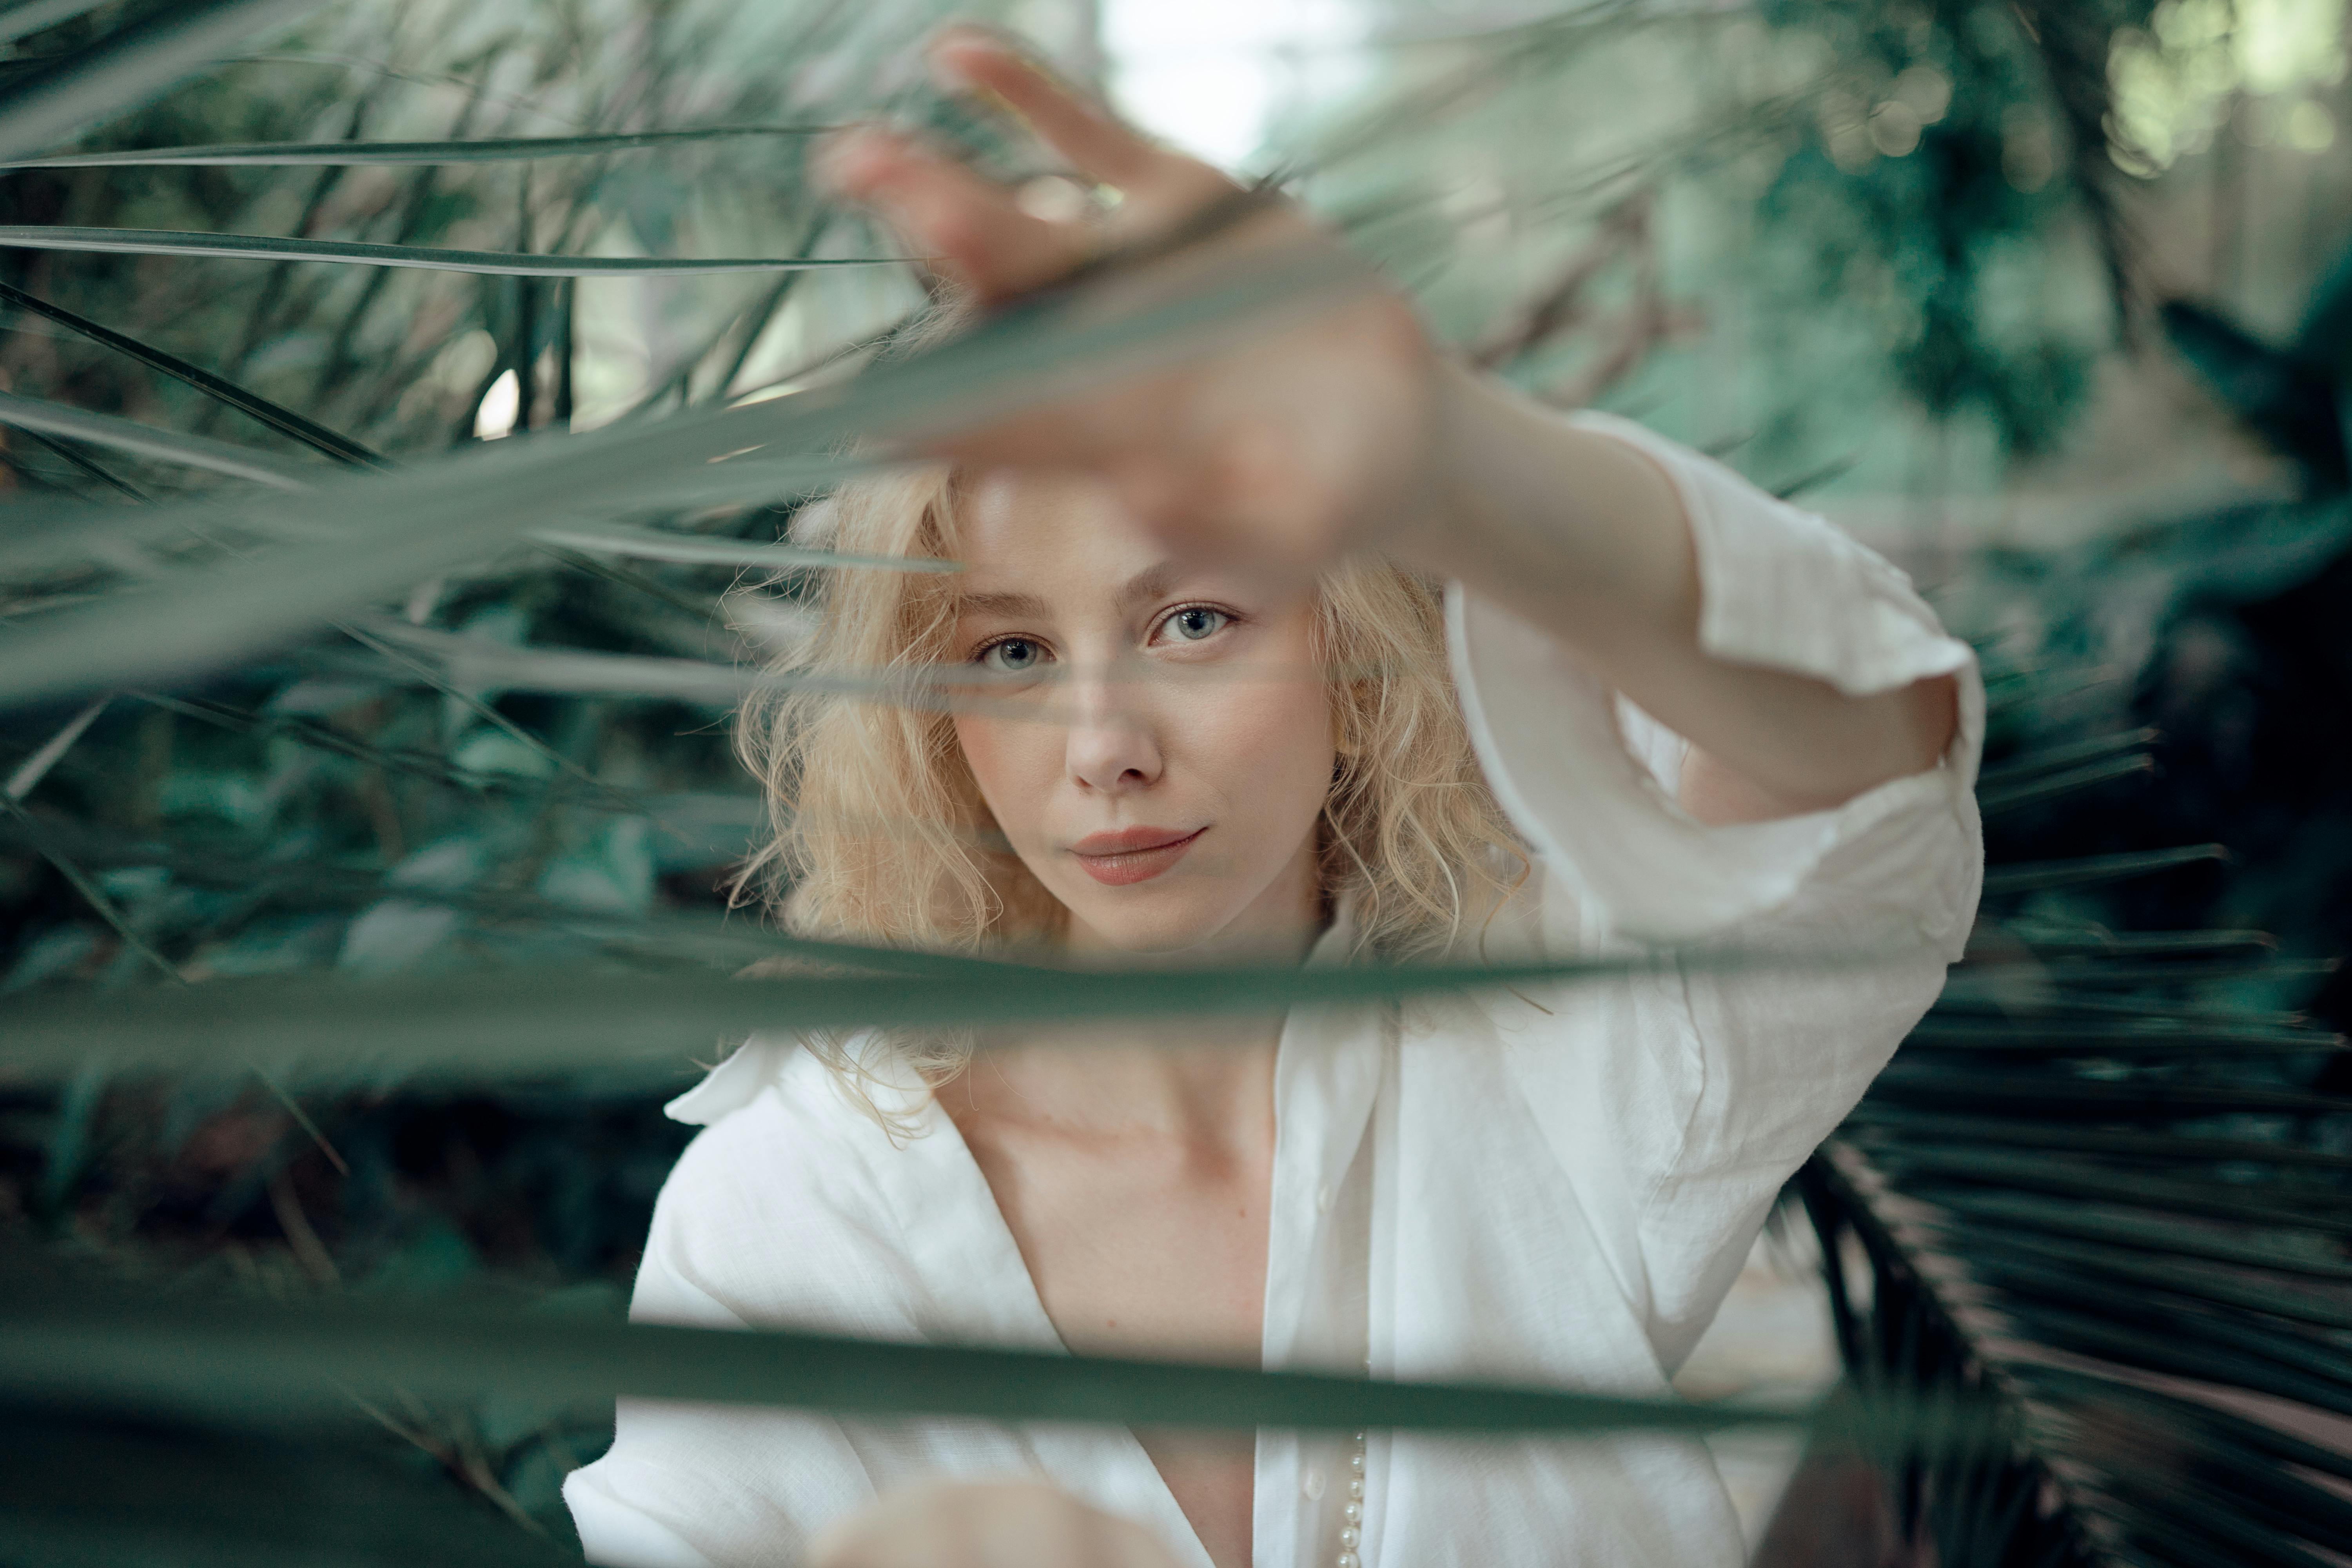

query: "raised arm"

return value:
[821, 27, 1957, 828]
[1408, 367, 1959, 822]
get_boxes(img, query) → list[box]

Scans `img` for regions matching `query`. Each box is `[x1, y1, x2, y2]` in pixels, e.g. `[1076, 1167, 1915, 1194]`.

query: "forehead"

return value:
[954, 470, 1161, 595]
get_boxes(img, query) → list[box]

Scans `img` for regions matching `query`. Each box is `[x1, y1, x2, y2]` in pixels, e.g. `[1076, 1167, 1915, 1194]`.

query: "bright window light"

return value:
[1102, 0, 1366, 171]
[474, 367, 521, 440]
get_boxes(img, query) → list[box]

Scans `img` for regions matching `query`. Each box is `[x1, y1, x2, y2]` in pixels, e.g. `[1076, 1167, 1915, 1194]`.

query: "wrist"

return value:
[1385, 365, 1701, 659]
[1375, 353, 1501, 579]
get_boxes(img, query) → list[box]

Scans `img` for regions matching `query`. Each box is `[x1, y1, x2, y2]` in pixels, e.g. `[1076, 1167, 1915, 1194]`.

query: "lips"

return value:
[1067, 826, 1206, 886]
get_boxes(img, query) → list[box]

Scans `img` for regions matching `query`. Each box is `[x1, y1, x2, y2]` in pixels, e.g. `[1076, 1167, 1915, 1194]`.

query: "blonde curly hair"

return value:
[732, 464, 1526, 1106]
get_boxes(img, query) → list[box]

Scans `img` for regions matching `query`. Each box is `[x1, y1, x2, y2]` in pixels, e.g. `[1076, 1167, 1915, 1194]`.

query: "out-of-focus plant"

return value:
[1, 1, 2344, 1564]
[1282, 0, 2154, 495]
[0, 0, 993, 1540]
[1739, 0, 2155, 465]
[1765, 230, 2352, 1568]
[2108, 0, 2348, 170]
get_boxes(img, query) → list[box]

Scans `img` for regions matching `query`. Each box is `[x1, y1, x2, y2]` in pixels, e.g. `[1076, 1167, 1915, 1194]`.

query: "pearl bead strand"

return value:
[1334, 1427, 1367, 1568]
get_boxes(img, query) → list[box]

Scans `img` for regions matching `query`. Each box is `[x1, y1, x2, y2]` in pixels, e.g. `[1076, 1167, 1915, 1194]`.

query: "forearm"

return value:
[1392, 360, 1958, 818]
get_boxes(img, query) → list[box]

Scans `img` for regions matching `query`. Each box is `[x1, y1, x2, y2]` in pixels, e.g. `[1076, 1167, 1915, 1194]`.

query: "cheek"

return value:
[1174, 669, 1337, 834]
[951, 714, 1041, 839]
[952, 714, 1007, 809]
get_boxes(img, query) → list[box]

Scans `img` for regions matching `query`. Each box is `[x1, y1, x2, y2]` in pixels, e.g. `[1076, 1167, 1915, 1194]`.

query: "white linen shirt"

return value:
[564, 414, 1986, 1568]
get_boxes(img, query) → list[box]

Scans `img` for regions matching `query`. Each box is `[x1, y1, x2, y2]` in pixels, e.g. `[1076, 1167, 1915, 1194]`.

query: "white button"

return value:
[1302, 1470, 1325, 1500]
[1315, 1183, 1334, 1214]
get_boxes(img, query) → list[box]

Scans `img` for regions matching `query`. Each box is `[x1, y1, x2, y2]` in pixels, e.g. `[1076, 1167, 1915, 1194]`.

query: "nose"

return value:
[1064, 660, 1163, 795]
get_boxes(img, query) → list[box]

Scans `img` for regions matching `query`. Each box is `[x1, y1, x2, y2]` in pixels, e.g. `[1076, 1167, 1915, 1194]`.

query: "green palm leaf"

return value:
[1921, 1187, 2352, 1279]
[0, 1246, 2013, 1452]
[1865, 1063, 2349, 1117]
[0, 947, 1767, 1082]
[1968, 1239, 2352, 1334]
[0, 1258, 1789, 1436]
[0, 235, 1356, 710]
[0, 225, 906, 276]
[0, 0, 327, 162]
[2, 4, 2343, 1565]
[0, 1249, 1997, 1568]
[1879, 1147, 2352, 1233]
[0, 397, 942, 575]
[0, 390, 319, 488]
[1798, 773, 2352, 1565]
[1976, 753, 2158, 814]
[1846, 1105, 2352, 1170]
[1978, 844, 2232, 895]
[536, 522, 958, 572]
[0, 126, 838, 166]
[0, 279, 383, 465]
[342, 621, 897, 706]
[1974, 728, 2162, 788]
[0, 0, 108, 49]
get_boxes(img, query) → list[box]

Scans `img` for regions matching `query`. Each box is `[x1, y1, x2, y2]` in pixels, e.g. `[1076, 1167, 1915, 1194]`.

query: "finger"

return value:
[819, 127, 1088, 300]
[927, 27, 1174, 191]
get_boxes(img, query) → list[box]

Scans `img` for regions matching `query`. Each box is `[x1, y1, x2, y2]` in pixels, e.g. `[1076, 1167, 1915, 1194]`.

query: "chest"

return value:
[954, 1120, 1273, 1568]
[871, 1024, 1671, 1568]
[975, 1133, 1270, 1360]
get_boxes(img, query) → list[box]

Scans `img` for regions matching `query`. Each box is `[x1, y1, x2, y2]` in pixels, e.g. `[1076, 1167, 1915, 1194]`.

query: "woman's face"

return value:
[948, 472, 1337, 958]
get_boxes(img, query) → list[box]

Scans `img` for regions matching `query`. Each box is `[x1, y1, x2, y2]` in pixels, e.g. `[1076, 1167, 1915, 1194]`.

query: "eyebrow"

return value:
[953, 589, 1051, 620]
[954, 563, 1196, 623]
[1116, 561, 1190, 613]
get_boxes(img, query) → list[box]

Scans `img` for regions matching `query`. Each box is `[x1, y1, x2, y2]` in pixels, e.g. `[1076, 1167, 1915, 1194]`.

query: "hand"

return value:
[816, 25, 1445, 574]
[808, 1479, 1187, 1568]
[818, 28, 1963, 816]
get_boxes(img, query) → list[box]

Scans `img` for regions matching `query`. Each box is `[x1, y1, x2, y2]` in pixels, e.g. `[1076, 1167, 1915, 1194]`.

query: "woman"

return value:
[565, 26, 1980, 1568]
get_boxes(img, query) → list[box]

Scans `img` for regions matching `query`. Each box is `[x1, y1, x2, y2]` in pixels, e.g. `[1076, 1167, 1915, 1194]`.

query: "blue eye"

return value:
[1163, 606, 1227, 642]
[980, 637, 1045, 673]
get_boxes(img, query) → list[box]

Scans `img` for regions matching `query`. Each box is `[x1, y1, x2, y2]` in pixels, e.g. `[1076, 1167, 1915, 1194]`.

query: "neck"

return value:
[953, 836, 1325, 1143]
[954, 1011, 1282, 1145]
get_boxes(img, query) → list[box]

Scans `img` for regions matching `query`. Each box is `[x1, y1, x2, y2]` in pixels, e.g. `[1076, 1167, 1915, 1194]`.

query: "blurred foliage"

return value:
[0, 0, 2172, 1323]
[2109, 0, 2350, 172]
[1746, 0, 2148, 458]
[1309, 0, 2149, 484]
[1951, 234, 2352, 1000]
[1785, 228, 2352, 1567]
[0, 0, 2350, 1564]
[0, 0, 972, 1538]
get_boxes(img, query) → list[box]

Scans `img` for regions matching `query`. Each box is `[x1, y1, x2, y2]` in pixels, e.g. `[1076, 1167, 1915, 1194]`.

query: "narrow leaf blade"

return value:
[0, 225, 907, 276]
[0, 125, 838, 166]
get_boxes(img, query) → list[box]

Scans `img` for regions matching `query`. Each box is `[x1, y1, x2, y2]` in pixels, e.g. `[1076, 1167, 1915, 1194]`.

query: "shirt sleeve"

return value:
[1446, 410, 1984, 1372]
[562, 1092, 896, 1568]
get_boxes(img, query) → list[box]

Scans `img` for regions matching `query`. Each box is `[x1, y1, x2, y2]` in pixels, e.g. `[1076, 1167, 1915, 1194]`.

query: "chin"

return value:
[1061, 890, 1250, 959]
